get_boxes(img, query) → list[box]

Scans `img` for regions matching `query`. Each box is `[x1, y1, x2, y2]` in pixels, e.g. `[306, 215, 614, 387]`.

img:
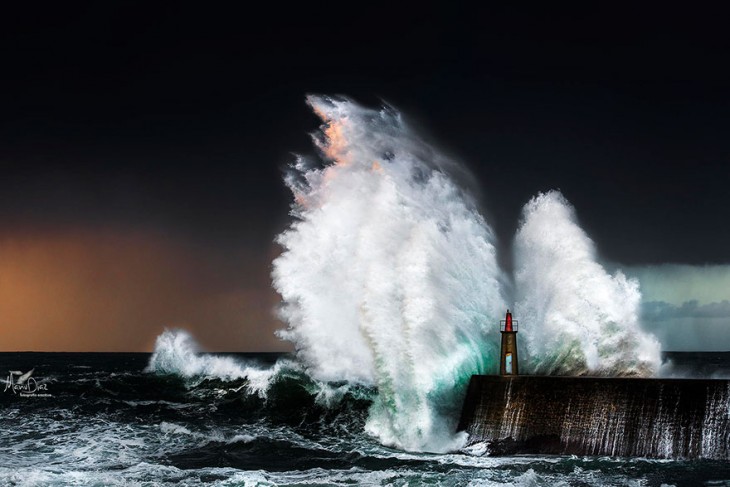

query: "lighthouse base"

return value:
[458, 375, 730, 459]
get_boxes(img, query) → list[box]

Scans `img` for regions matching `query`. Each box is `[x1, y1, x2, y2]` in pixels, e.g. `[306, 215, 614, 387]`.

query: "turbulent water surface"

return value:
[0, 97, 700, 485]
[2, 350, 730, 486]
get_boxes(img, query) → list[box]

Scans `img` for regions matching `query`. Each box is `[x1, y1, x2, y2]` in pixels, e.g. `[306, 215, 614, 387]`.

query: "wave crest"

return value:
[146, 329, 294, 397]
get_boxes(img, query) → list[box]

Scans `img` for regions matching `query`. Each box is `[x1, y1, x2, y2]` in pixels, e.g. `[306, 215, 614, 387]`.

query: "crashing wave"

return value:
[148, 97, 663, 453]
[514, 191, 661, 376]
[272, 95, 507, 452]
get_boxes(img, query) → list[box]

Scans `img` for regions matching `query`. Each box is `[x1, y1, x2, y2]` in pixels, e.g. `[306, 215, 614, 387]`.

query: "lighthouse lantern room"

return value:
[500, 309, 519, 376]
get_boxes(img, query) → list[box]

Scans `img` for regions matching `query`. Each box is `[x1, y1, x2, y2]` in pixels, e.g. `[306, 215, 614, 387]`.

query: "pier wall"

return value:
[458, 375, 730, 459]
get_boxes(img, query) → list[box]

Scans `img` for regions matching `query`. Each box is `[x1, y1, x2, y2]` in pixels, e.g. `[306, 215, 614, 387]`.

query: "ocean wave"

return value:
[146, 329, 375, 412]
[146, 329, 298, 397]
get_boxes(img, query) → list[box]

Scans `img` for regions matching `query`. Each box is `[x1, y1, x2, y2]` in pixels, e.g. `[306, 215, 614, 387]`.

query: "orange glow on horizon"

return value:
[0, 230, 289, 352]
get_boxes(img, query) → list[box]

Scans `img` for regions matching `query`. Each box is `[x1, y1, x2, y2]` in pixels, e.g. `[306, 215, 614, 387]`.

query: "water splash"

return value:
[513, 191, 661, 376]
[272, 95, 507, 452]
[149, 98, 664, 453]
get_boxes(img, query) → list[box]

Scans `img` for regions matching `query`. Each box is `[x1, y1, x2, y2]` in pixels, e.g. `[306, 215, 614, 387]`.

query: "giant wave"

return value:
[149, 96, 661, 454]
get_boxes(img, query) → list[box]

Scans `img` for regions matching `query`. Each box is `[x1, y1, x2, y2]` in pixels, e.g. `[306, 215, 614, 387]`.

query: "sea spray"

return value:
[272, 96, 507, 452]
[513, 191, 661, 375]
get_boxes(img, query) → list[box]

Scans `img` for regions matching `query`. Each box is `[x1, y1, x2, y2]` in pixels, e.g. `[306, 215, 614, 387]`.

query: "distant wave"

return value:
[146, 329, 285, 396]
[146, 329, 375, 408]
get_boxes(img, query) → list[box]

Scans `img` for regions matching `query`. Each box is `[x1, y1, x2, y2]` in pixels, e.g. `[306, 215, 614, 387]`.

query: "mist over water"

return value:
[514, 191, 661, 376]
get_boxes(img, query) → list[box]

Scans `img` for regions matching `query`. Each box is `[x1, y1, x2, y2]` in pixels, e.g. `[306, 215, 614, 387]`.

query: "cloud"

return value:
[626, 264, 730, 305]
[624, 265, 730, 351]
[643, 300, 730, 321]
[639, 299, 730, 352]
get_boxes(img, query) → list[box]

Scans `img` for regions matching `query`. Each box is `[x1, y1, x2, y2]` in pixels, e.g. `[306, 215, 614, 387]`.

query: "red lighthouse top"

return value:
[500, 309, 518, 332]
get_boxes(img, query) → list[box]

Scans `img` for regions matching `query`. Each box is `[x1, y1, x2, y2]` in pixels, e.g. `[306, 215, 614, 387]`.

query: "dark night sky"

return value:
[1, 3, 728, 350]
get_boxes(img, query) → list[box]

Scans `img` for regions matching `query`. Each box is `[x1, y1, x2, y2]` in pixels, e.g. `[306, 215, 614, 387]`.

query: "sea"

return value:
[2, 351, 730, 486]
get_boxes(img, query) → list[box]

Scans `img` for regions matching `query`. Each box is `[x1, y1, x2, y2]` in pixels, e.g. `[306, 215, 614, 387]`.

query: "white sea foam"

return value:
[514, 191, 661, 375]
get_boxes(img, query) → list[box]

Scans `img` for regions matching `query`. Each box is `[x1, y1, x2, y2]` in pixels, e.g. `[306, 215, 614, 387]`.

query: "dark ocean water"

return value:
[2, 352, 730, 486]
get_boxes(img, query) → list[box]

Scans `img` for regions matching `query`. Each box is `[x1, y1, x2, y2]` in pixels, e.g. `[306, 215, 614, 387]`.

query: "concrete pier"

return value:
[458, 375, 730, 459]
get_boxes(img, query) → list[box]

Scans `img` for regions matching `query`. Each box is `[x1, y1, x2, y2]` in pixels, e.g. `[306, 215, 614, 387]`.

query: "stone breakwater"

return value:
[458, 375, 730, 459]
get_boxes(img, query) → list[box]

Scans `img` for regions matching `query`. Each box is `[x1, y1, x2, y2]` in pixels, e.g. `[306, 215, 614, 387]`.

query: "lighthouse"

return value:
[500, 309, 519, 375]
